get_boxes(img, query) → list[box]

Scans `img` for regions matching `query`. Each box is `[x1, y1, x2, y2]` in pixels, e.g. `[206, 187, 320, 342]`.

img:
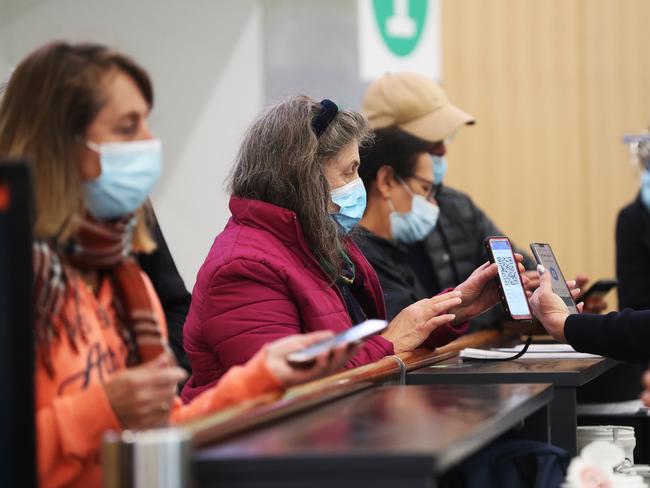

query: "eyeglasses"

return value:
[638, 141, 650, 171]
[623, 134, 650, 171]
[404, 175, 441, 201]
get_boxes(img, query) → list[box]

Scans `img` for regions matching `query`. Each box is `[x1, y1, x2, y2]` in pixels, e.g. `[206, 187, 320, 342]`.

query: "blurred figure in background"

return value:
[616, 132, 650, 310]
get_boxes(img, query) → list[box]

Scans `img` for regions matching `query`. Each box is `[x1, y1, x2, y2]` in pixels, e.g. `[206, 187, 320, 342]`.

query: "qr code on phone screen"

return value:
[496, 256, 520, 286]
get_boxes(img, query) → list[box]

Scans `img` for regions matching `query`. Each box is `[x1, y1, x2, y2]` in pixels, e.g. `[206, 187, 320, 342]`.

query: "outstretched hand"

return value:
[528, 264, 583, 342]
[452, 254, 528, 324]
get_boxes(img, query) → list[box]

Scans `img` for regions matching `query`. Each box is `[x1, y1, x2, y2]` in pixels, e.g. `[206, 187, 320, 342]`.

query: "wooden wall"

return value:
[441, 0, 650, 306]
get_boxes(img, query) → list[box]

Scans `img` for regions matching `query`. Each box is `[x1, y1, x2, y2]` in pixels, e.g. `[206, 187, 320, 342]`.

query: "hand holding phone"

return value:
[286, 320, 388, 366]
[485, 236, 532, 320]
[530, 243, 579, 315]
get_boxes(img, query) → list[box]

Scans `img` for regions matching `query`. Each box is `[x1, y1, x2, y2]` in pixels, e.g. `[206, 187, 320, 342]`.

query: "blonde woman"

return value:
[0, 42, 353, 488]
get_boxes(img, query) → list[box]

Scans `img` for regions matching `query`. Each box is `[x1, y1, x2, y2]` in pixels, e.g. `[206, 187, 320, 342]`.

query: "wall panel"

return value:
[442, 0, 650, 305]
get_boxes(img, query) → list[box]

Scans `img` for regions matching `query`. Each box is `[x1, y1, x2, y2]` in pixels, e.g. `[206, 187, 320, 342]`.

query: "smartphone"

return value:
[286, 319, 388, 366]
[485, 236, 532, 320]
[529, 242, 579, 315]
[578, 279, 617, 302]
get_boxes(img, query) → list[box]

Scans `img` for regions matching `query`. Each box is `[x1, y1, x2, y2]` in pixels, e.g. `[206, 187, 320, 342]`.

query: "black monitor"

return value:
[0, 162, 36, 487]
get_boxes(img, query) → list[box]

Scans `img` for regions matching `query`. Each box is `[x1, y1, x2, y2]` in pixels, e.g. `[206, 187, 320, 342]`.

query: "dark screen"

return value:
[0, 163, 36, 487]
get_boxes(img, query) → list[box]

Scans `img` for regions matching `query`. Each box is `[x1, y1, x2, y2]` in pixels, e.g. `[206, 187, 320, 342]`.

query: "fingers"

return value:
[522, 271, 540, 292]
[470, 261, 491, 277]
[271, 331, 335, 356]
[144, 352, 173, 369]
[138, 351, 179, 371]
[424, 296, 462, 318]
[577, 302, 584, 313]
[163, 346, 179, 368]
[302, 351, 333, 377]
[467, 262, 498, 284]
[326, 343, 356, 372]
[429, 290, 462, 303]
[422, 313, 456, 332]
[296, 330, 335, 346]
[514, 253, 525, 263]
[583, 298, 607, 314]
[574, 273, 590, 290]
[478, 263, 499, 282]
[537, 264, 553, 292]
[524, 271, 540, 279]
[147, 367, 188, 387]
[641, 391, 650, 408]
[643, 370, 650, 389]
[346, 341, 362, 357]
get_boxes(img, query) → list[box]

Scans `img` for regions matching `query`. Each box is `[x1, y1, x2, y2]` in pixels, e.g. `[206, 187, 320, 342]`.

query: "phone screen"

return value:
[530, 243, 578, 314]
[489, 238, 531, 319]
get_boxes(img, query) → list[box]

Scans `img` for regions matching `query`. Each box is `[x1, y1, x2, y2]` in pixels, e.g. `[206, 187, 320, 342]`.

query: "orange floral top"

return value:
[36, 271, 282, 488]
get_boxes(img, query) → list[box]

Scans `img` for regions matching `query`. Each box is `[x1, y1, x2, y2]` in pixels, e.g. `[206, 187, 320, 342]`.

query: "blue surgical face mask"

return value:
[641, 170, 650, 213]
[389, 179, 440, 244]
[330, 178, 367, 233]
[432, 155, 447, 185]
[84, 139, 162, 220]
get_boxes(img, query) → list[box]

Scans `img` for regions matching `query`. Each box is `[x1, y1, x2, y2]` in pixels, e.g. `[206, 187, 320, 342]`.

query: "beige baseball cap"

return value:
[361, 72, 475, 142]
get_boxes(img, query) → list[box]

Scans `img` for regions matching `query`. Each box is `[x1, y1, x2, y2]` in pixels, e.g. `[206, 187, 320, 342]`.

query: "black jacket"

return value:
[352, 227, 429, 320]
[137, 214, 192, 373]
[566, 309, 650, 363]
[616, 195, 650, 309]
[419, 185, 536, 291]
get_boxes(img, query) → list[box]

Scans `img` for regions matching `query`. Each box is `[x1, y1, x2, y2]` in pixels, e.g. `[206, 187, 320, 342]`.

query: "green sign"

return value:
[372, 0, 428, 57]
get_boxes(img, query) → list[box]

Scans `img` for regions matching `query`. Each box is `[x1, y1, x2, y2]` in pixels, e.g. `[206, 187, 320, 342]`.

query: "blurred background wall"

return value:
[0, 0, 263, 289]
[1, 0, 649, 306]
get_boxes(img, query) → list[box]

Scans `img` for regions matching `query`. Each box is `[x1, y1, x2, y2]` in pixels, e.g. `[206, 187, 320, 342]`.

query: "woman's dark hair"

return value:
[359, 128, 436, 190]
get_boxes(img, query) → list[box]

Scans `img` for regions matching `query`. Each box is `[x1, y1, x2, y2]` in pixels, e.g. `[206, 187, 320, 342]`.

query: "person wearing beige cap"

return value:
[361, 71, 475, 144]
[358, 72, 606, 323]
[355, 72, 563, 325]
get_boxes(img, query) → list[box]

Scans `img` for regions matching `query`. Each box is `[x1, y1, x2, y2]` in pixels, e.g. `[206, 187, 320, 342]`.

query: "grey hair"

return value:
[228, 95, 372, 280]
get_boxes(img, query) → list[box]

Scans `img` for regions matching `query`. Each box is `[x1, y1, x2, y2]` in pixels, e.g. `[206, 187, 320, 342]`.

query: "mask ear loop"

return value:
[388, 175, 415, 216]
[394, 175, 416, 197]
[385, 196, 396, 213]
[85, 140, 102, 153]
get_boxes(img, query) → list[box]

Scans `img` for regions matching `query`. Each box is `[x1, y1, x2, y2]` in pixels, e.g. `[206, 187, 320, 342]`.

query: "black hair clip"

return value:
[311, 99, 339, 138]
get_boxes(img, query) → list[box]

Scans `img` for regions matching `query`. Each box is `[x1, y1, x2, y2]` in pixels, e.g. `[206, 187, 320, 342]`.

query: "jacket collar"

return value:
[356, 226, 409, 254]
[229, 196, 305, 245]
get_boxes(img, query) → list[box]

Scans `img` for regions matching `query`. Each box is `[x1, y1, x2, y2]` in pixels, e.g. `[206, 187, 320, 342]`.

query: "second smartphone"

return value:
[529, 242, 579, 314]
